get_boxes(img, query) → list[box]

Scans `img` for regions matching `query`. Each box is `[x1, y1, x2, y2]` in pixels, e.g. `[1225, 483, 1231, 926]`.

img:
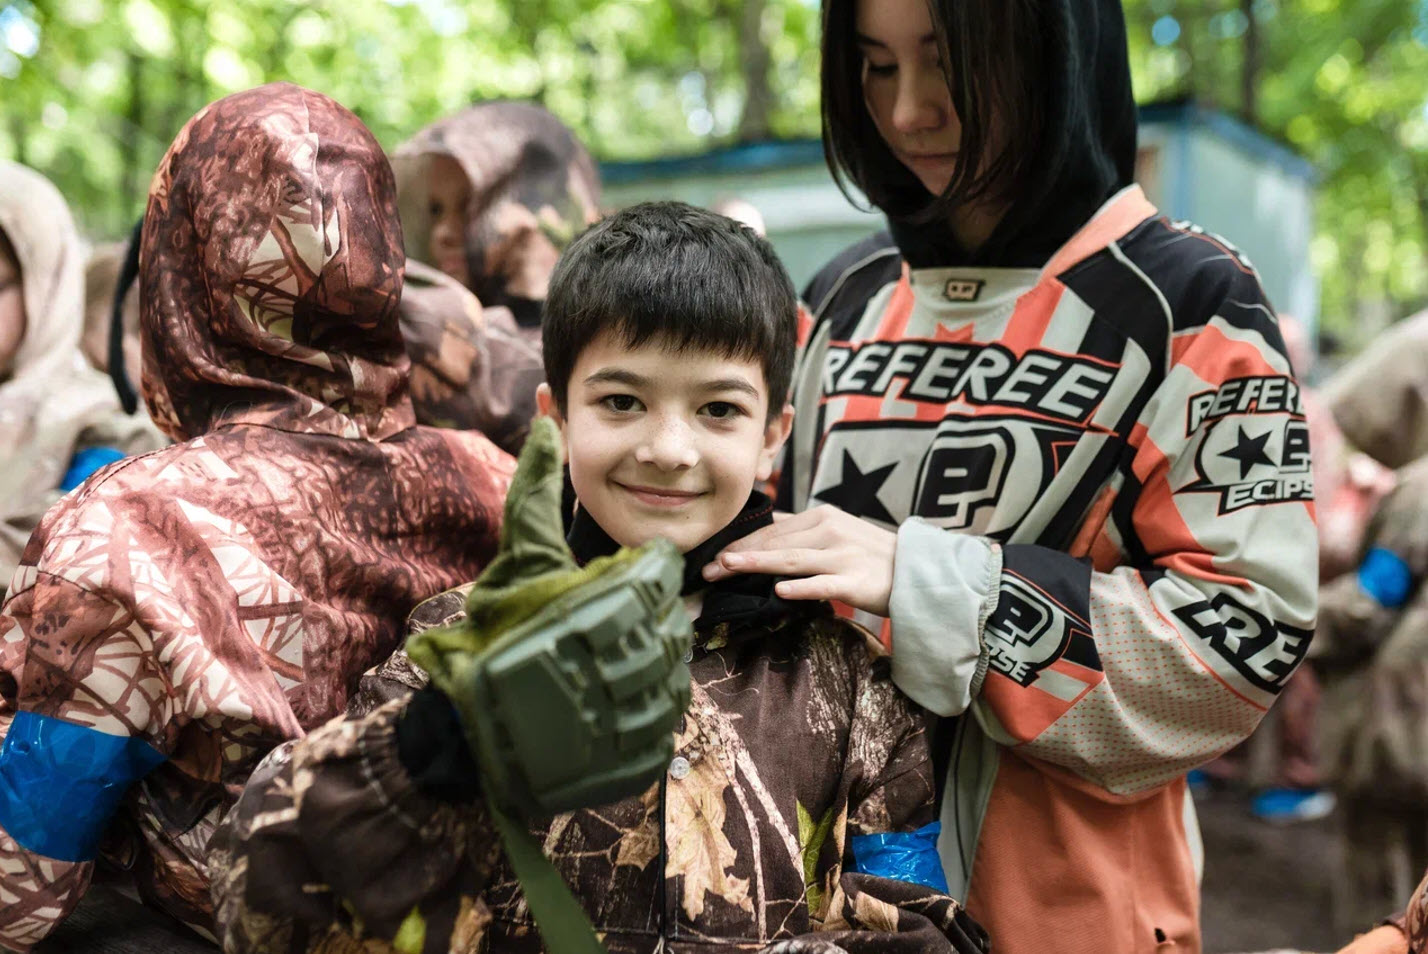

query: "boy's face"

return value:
[538, 330, 792, 554]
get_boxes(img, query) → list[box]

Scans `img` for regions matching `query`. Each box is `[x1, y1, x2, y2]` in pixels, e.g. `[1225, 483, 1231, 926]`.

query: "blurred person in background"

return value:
[389, 101, 601, 452]
[82, 239, 142, 391]
[1195, 316, 1392, 822]
[0, 83, 515, 950]
[397, 259, 544, 454]
[87, 221, 152, 419]
[702, 0, 1319, 949]
[1310, 309, 1428, 946]
[392, 99, 601, 340]
[0, 161, 164, 599]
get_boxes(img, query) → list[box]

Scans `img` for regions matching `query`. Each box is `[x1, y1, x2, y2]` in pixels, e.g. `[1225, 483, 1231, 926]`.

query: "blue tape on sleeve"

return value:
[849, 820, 949, 892]
[0, 711, 166, 862]
[59, 446, 126, 492]
[1358, 547, 1413, 609]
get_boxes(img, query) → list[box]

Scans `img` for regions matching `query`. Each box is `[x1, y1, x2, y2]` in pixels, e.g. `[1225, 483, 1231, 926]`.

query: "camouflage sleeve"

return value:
[1311, 571, 1398, 670]
[210, 696, 500, 954]
[0, 574, 173, 951]
[844, 652, 937, 838]
[1401, 862, 1428, 954]
[1315, 458, 1428, 671]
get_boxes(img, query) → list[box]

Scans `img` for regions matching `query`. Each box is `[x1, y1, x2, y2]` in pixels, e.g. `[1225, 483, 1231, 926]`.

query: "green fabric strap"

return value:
[489, 797, 609, 954]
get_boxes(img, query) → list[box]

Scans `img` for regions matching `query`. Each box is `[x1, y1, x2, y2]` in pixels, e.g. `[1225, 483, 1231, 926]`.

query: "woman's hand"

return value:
[702, 504, 897, 616]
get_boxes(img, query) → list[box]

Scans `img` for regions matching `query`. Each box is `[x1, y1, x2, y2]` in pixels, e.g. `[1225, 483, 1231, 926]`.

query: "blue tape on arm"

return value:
[0, 711, 166, 862]
[1358, 547, 1413, 609]
[849, 821, 949, 892]
[59, 447, 125, 492]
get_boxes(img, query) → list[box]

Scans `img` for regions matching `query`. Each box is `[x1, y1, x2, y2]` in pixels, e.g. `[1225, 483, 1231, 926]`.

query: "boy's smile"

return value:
[538, 330, 792, 554]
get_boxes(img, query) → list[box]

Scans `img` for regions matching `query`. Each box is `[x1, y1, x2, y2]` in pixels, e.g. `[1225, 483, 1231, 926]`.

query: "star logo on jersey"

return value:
[1185, 415, 1312, 514]
[1217, 425, 1275, 480]
[808, 416, 1100, 536]
[815, 450, 897, 525]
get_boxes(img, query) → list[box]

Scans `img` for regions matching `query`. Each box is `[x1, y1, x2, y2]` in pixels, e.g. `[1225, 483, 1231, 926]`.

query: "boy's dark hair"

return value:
[820, 0, 1049, 224]
[543, 201, 797, 421]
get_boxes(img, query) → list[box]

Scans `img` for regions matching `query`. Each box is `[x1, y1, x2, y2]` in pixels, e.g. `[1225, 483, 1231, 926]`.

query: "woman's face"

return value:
[427, 154, 472, 287]
[0, 229, 24, 380]
[856, 0, 961, 197]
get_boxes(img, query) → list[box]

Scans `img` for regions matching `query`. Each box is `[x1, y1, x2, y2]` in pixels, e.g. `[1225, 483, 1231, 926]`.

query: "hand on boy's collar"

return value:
[565, 489, 824, 644]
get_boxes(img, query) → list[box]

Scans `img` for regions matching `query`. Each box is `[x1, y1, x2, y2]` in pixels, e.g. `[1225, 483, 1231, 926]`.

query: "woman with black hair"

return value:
[705, 0, 1318, 950]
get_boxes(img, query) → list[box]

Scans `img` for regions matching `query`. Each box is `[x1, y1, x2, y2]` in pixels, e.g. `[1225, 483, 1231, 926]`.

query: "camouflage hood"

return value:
[140, 82, 414, 443]
[393, 101, 601, 327]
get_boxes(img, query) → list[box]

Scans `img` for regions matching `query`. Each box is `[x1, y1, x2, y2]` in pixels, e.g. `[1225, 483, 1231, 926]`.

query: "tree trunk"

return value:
[1241, 0, 1259, 125]
[736, 0, 772, 142]
[124, 51, 145, 227]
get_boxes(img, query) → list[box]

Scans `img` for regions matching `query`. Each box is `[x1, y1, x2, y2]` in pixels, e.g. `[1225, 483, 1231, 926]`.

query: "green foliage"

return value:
[796, 799, 836, 917]
[0, 0, 821, 237]
[3, 0, 1424, 337]
[1123, 0, 1428, 342]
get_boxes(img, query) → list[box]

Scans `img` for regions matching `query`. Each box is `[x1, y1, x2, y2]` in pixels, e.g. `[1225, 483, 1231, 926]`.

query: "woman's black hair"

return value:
[820, 0, 1050, 226]
[109, 218, 142, 414]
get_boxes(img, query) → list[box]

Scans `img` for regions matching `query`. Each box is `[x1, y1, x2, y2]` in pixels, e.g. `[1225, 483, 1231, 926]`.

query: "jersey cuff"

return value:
[888, 520, 998, 716]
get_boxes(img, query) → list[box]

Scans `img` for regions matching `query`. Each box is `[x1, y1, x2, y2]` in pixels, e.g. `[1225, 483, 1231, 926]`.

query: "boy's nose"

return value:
[636, 418, 699, 470]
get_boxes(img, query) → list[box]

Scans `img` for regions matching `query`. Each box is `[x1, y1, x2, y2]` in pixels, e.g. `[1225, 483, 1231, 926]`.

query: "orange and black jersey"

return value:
[779, 185, 1317, 954]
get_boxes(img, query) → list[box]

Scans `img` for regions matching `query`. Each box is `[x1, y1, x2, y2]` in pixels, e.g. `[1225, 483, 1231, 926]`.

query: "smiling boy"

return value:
[210, 202, 987, 954]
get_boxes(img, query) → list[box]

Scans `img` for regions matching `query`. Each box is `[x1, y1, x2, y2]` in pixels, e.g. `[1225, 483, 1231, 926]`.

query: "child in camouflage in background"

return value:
[394, 102, 603, 453]
[210, 202, 990, 954]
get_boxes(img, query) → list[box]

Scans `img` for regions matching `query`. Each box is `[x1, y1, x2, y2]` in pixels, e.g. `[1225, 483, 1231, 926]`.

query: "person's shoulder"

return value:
[1112, 215, 1275, 330]
[54, 438, 213, 511]
[1059, 214, 1284, 370]
[802, 231, 902, 320]
[406, 425, 518, 483]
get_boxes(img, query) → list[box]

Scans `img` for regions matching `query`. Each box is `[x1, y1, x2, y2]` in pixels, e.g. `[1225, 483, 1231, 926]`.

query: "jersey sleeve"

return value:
[890, 280, 1318, 796]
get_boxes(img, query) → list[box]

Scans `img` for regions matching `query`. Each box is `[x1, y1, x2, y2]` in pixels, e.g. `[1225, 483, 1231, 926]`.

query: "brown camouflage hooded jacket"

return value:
[0, 83, 514, 950]
[209, 501, 989, 954]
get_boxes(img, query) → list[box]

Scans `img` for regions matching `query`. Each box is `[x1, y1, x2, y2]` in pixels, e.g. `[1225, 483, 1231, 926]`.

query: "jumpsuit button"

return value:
[668, 756, 691, 780]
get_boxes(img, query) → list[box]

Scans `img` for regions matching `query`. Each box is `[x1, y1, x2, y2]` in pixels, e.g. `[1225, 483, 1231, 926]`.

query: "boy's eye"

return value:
[865, 60, 897, 78]
[601, 394, 643, 413]
[429, 200, 443, 218]
[701, 401, 744, 420]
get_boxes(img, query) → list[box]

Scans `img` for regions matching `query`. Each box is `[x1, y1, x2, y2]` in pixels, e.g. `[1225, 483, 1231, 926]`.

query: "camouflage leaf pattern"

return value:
[0, 83, 515, 951]
[212, 601, 990, 954]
